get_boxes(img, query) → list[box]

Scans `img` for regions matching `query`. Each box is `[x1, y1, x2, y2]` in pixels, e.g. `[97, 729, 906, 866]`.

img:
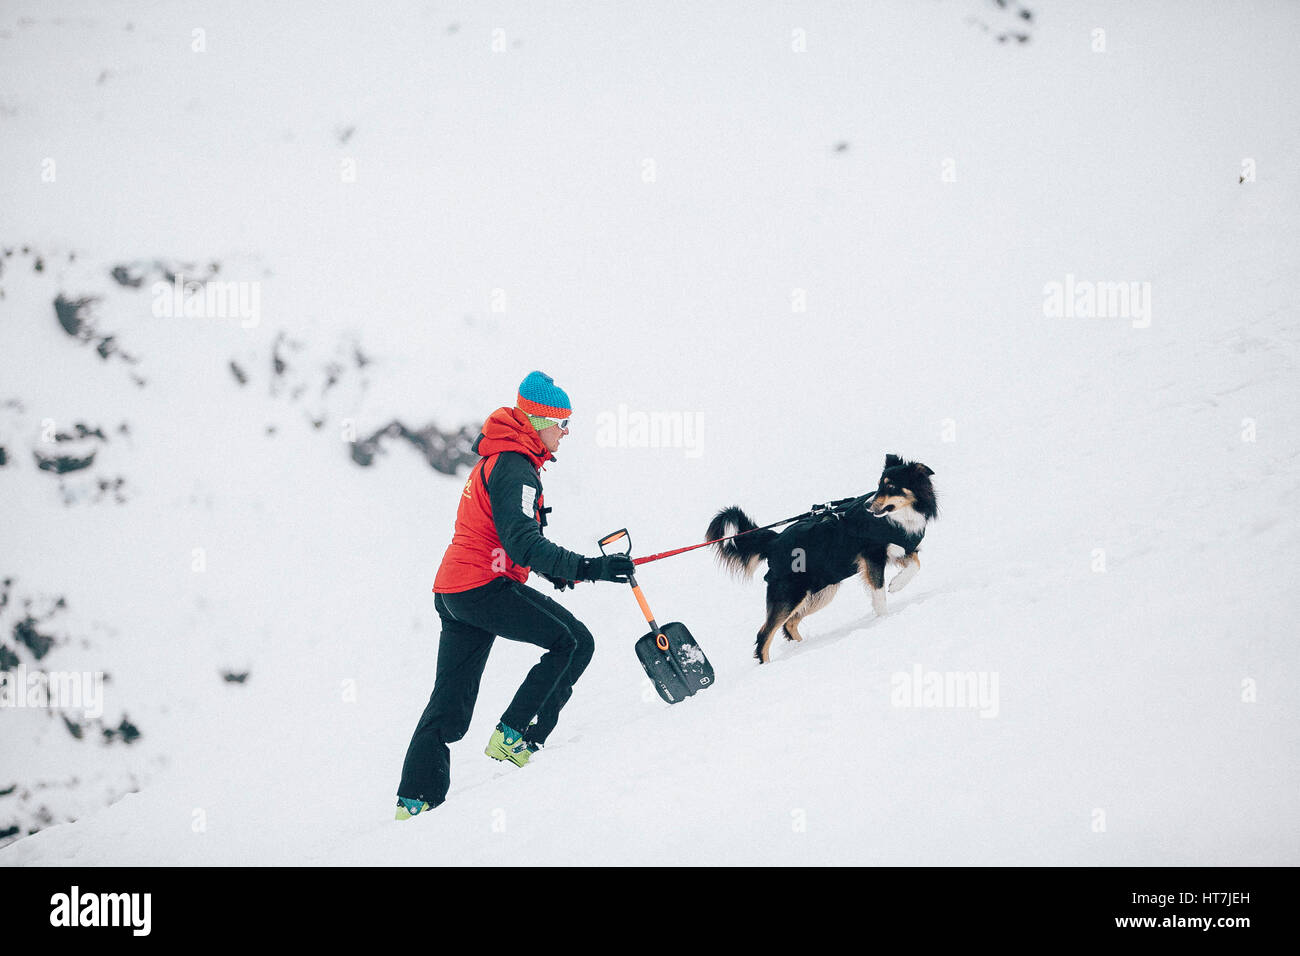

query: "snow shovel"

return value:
[599, 528, 714, 704]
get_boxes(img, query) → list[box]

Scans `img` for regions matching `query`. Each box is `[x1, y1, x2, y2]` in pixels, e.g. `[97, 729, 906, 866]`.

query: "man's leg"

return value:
[445, 580, 595, 746]
[396, 591, 495, 806]
[520, 601, 594, 746]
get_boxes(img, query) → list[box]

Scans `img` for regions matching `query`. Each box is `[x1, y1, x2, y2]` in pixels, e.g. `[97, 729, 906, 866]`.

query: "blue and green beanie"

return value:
[516, 371, 571, 431]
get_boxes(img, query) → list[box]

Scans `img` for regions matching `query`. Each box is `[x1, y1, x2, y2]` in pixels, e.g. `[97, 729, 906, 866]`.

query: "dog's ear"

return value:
[884, 453, 902, 470]
[916, 464, 935, 477]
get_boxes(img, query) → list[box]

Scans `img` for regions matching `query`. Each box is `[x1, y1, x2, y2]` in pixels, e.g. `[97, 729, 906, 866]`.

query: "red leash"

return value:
[630, 494, 874, 566]
[631, 527, 764, 566]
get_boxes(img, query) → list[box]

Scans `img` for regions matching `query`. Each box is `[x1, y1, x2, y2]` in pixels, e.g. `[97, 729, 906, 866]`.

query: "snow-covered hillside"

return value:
[2, 0, 1297, 865]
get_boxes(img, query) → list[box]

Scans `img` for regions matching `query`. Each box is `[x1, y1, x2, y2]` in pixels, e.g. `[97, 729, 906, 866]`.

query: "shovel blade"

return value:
[634, 621, 714, 704]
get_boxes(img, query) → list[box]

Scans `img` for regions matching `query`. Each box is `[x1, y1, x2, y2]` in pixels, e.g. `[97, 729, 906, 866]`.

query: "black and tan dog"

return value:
[707, 455, 937, 663]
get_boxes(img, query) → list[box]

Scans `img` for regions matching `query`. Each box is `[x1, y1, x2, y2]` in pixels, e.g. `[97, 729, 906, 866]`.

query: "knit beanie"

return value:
[516, 371, 572, 430]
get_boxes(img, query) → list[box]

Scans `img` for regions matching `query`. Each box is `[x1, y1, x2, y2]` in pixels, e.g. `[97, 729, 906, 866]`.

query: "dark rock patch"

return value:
[272, 337, 289, 378]
[54, 294, 98, 340]
[53, 295, 138, 365]
[110, 258, 220, 289]
[351, 420, 479, 475]
[102, 717, 140, 745]
[34, 449, 96, 474]
[54, 423, 106, 443]
[968, 0, 1035, 44]
[13, 616, 56, 660]
[92, 476, 128, 504]
[110, 265, 142, 288]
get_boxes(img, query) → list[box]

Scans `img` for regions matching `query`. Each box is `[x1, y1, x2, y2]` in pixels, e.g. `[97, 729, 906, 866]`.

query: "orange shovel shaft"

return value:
[630, 579, 670, 652]
[630, 580, 657, 630]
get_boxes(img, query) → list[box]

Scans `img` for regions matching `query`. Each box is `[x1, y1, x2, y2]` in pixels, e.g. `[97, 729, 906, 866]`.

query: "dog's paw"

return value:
[889, 566, 918, 593]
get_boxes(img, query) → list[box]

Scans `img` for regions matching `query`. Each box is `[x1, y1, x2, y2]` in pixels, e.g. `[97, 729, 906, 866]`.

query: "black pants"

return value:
[397, 577, 595, 807]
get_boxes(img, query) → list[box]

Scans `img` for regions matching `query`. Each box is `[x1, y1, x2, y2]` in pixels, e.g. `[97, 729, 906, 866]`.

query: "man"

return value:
[395, 371, 635, 819]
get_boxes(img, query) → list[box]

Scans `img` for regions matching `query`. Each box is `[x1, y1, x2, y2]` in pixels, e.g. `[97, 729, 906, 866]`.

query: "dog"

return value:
[707, 455, 937, 663]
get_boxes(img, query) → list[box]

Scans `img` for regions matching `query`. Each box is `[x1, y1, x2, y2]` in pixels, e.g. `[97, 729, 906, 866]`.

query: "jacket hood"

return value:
[472, 406, 554, 467]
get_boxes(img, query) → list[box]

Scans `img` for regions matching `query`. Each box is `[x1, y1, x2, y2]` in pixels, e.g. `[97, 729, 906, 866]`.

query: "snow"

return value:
[1, 0, 1298, 866]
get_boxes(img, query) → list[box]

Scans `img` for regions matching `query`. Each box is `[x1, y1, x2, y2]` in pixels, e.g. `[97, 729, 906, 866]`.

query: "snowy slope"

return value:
[2, 0, 1298, 865]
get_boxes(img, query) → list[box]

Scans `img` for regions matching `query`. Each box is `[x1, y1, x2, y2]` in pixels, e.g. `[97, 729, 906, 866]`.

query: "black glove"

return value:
[538, 571, 575, 591]
[579, 554, 635, 584]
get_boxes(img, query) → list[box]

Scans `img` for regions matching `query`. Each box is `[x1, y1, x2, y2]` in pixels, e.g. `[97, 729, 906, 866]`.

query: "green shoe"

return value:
[395, 797, 430, 821]
[485, 722, 537, 767]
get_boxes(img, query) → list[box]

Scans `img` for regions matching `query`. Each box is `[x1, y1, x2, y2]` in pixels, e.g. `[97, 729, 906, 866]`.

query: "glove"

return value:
[538, 571, 575, 591]
[579, 554, 635, 584]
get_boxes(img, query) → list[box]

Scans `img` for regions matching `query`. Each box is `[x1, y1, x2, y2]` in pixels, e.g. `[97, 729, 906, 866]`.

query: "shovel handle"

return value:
[599, 528, 631, 556]
[631, 582, 656, 626]
[600, 528, 669, 651]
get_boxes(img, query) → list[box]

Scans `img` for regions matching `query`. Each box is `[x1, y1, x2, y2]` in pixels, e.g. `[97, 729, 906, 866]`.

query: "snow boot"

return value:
[484, 722, 537, 767]
[395, 796, 430, 821]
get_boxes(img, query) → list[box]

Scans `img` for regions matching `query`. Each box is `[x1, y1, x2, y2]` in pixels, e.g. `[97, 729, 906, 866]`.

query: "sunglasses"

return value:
[557, 419, 569, 429]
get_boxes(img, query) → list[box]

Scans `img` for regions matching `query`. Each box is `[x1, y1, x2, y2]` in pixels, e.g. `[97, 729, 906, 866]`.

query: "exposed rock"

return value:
[102, 717, 141, 745]
[53, 295, 138, 365]
[350, 420, 479, 475]
[967, 0, 1035, 44]
[92, 476, 128, 504]
[54, 423, 106, 442]
[54, 294, 98, 340]
[110, 265, 142, 288]
[109, 258, 221, 289]
[34, 449, 96, 474]
[323, 361, 342, 392]
[13, 616, 56, 660]
[272, 334, 290, 379]
[62, 716, 83, 740]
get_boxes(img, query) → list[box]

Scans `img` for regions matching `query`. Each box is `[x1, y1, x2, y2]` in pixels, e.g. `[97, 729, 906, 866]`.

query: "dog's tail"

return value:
[706, 506, 776, 579]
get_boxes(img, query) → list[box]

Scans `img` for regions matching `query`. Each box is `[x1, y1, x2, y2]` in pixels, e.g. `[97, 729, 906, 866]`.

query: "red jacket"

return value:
[433, 407, 583, 593]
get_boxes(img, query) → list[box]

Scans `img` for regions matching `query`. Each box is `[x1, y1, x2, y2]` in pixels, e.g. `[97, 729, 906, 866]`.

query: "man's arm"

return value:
[487, 453, 585, 581]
